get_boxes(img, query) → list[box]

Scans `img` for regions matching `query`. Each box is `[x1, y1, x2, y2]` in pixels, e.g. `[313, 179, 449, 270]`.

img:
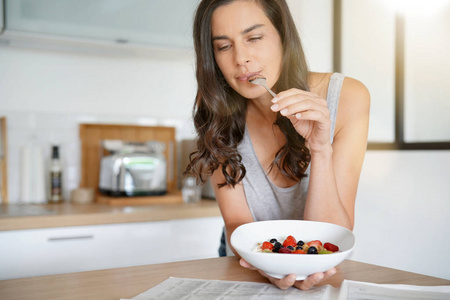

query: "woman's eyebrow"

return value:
[212, 24, 265, 42]
[241, 24, 264, 35]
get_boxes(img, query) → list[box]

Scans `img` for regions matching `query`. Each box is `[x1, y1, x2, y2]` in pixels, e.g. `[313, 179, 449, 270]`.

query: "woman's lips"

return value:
[237, 72, 262, 82]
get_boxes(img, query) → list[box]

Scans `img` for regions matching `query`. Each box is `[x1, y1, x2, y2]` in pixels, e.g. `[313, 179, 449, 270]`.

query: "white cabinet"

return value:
[0, 217, 224, 280]
[3, 0, 198, 49]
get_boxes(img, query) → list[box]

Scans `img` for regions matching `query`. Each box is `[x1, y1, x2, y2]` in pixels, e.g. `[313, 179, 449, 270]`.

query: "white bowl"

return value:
[230, 220, 355, 280]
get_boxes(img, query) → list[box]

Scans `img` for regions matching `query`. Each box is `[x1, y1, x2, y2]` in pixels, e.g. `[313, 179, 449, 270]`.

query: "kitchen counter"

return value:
[0, 194, 221, 231]
[0, 257, 449, 300]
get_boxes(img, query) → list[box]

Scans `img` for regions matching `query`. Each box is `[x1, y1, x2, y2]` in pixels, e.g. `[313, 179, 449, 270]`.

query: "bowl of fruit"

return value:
[230, 220, 355, 280]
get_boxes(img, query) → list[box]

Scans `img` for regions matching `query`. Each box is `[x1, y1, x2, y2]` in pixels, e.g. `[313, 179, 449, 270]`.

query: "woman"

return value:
[185, 0, 370, 290]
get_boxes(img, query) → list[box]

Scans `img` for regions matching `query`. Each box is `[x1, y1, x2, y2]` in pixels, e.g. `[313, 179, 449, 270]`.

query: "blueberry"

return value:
[270, 238, 278, 243]
[307, 246, 318, 254]
[297, 240, 305, 247]
[274, 242, 282, 248]
[295, 246, 303, 250]
[272, 247, 279, 253]
[287, 246, 294, 250]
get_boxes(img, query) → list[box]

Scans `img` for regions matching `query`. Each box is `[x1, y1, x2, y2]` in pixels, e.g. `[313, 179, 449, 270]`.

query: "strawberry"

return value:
[282, 235, 297, 248]
[323, 242, 339, 252]
[307, 240, 323, 249]
[292, 249, 306, 254]
[261, 241, 273, 251]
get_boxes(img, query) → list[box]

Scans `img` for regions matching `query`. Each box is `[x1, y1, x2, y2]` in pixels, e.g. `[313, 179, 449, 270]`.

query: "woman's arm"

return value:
[303, 77, 370, 230]
[271, 77, 370, 230]
[210, 168, 254, 257]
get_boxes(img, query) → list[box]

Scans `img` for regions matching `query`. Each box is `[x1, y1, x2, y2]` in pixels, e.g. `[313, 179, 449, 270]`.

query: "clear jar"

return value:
[182, 176, 202, 203]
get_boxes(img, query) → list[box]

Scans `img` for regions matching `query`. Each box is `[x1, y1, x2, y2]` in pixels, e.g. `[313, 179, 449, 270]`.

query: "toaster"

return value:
[99, 140, 167, 197]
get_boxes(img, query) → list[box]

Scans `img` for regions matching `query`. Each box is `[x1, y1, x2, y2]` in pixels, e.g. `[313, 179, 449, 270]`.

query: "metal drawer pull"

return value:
[48, 235, 94, 241]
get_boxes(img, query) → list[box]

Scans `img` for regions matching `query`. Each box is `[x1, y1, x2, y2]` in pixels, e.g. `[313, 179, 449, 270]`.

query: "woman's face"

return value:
[210, 0, 283, 101]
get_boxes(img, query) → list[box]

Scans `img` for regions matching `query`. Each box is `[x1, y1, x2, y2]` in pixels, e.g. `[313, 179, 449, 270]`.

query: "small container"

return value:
[182, 176, 202, 203]
[71, 188, 94, 204]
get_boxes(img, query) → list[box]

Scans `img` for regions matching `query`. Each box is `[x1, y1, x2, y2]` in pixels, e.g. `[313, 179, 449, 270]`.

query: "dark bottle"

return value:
[48, 145, 63, 203]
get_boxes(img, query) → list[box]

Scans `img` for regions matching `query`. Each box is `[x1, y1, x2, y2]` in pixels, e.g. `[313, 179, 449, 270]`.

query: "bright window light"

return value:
[384, 0, 450, 15]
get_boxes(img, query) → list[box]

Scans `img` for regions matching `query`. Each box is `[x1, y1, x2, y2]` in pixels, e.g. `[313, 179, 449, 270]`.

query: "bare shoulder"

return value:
[339, 76, 370, 121]
[341, 76, 370, 101]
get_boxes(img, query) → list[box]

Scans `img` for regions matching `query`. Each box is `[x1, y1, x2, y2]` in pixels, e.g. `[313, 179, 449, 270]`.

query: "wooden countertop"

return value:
[0, 195, 221, 231]
[0, 257, 449, 300]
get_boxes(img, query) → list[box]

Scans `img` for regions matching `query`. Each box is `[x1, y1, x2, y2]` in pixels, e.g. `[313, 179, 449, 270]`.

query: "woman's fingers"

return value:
[294, 273, 324, 290]
[258, 271, 297, 290]
[293, 268, 337, 291]
[239, 258, 258, 270]
[271, 94, 328, 118]
[241, 260, 296, 289]
[240, 258, 337, 291]
[275, 88, 319, 101]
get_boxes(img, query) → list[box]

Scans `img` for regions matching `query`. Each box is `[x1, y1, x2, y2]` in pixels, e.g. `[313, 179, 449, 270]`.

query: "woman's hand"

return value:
[239, 258, 336, 290]
[270, 89, 331, 153]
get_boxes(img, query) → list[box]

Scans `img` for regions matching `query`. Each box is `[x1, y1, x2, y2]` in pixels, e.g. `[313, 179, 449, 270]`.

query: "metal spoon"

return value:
[249, 76, 277, 98]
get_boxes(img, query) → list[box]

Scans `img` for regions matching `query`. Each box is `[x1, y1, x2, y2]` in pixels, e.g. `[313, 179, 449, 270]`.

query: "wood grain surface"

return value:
[0, 257, 449, 300]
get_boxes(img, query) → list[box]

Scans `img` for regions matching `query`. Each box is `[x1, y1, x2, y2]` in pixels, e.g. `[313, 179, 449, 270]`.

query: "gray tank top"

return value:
[221, 73, 345, 256]
[238, 73, 345, 222]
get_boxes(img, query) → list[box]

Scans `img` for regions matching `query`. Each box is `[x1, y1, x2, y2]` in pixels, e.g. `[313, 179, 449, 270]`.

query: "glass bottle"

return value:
[48, 145, 63, 203]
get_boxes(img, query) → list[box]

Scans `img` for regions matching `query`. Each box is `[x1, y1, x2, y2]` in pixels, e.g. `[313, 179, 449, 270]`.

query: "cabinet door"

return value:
[5, 0, 198, 49]
[169, 217, 224, 262]
[0, 217, 224, 280]
[0, 221, 173, 280]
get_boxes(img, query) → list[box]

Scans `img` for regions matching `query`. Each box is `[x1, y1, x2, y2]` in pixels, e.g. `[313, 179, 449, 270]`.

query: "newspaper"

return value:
[122, 277, 450, 300]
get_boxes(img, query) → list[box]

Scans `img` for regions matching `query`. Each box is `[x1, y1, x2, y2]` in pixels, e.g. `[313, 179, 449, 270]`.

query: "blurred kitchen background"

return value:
[0, 0, 449, 280]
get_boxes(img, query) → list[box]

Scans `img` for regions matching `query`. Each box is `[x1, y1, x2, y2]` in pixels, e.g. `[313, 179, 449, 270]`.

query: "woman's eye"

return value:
[248, 36, 263, 42]
[217, 44, 231, 52]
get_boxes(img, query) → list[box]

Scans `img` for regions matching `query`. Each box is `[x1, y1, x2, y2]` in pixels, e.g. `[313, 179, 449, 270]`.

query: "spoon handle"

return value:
[264, 85, 277, 98]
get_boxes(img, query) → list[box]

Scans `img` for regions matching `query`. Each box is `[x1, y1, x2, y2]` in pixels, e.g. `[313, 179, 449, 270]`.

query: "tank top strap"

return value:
[326, 73, 345, 144]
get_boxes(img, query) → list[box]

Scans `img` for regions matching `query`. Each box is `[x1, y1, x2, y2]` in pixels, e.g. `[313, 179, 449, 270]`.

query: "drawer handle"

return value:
[48, 235, 94, 242]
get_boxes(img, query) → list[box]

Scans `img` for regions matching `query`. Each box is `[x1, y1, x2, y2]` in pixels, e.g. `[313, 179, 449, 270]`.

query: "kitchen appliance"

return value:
[99, 140, 167, 197]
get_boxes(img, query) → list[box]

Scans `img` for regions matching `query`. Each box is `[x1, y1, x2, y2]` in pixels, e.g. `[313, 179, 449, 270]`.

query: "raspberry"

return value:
[278, 247, 292, 254]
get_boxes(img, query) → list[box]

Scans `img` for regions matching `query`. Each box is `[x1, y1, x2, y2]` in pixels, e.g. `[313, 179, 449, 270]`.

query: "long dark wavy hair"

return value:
[185, 0, 311, 188]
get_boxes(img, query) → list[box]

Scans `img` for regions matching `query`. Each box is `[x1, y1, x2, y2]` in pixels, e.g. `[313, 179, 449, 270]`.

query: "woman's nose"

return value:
[235, 44, 251, 66]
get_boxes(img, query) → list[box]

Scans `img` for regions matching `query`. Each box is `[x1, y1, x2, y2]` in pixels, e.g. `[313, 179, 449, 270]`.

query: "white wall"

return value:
[0, 0, 449, 280]
[0, 46, 198, 202]
[288, 0, 334, 72]
[353, 151, 450, 280]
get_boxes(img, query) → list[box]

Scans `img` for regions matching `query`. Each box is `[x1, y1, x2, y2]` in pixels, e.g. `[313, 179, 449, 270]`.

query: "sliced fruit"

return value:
[318, 249, 333, 254]
[292, 249, 306, 254]
[282, 235, 297, 248]
[307, 240, 323, 248]
[323, 242, 339, 252]
[261, 241, 274, 251]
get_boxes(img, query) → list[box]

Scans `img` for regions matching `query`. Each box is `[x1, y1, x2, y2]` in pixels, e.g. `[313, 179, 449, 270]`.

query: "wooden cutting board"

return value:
[79, 123, 178, 204]
[0, 117, 8, 204]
